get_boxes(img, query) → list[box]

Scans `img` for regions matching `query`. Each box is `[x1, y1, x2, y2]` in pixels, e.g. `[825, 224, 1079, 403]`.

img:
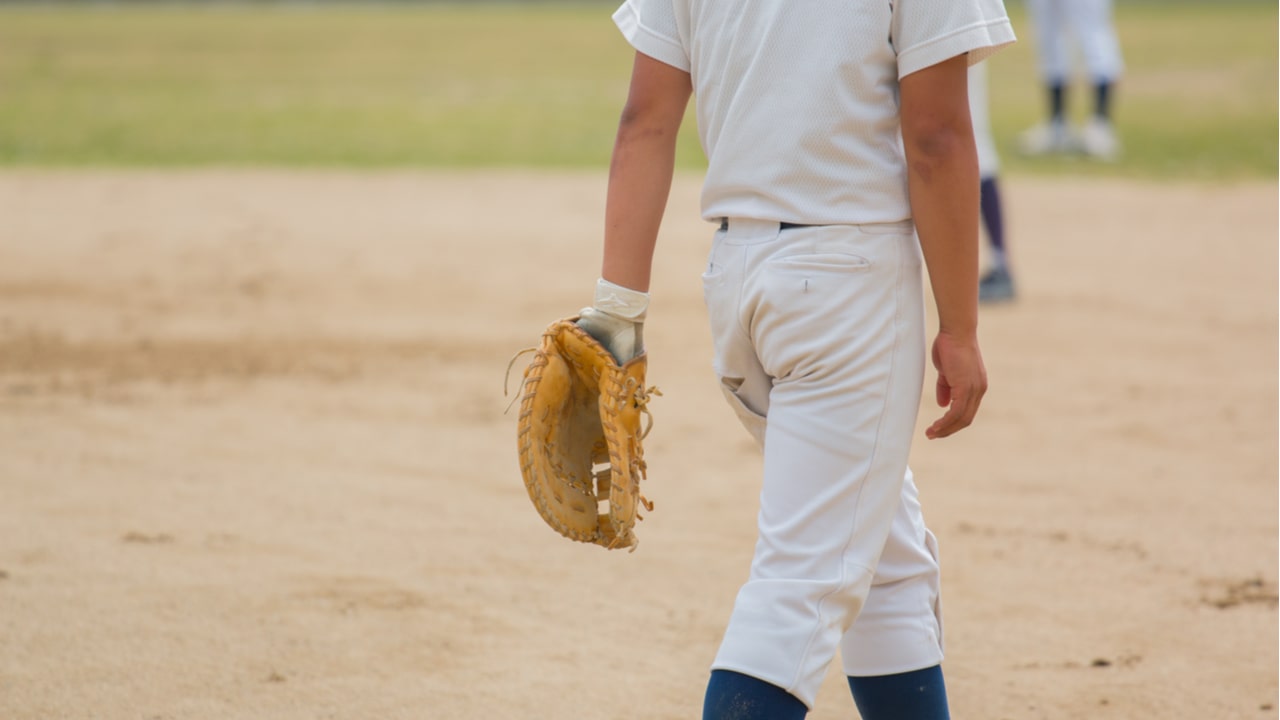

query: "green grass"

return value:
[0, 4, 647, 166]
[0, 1, 1274, 179]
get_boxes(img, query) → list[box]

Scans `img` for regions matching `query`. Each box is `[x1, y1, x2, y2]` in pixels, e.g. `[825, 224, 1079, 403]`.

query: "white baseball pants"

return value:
[1026, 0, 1124, 83]
[702, 219, 944, 710]
[968, 63, 1000, 179]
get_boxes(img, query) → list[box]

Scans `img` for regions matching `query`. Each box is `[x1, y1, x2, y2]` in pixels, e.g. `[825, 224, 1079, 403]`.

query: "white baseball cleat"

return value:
[1017, 120, 1074, 156]
[1079, 117, 1121, 161]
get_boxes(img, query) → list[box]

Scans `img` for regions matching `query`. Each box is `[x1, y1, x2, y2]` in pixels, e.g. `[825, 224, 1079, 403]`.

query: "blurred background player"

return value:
[970, 63, 1015, 303]
[1018, 0, 1123, 160]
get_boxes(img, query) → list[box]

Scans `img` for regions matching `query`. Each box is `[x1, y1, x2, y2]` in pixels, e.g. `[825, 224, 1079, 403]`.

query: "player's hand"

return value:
[577, 307, 644, 364]
[576, 278, 649, 364]
[925, 330, 987, 439]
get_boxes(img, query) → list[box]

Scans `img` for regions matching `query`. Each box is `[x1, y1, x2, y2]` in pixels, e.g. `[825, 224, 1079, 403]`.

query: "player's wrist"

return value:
[936, 321, 979, 340]
[593, 277, 649, 321]
[934, 300, 979, 339]
[577, 279, 648, 364]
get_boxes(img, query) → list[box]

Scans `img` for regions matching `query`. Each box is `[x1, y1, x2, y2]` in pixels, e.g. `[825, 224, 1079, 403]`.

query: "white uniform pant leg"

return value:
[1067, 0, 1124, 83]
[701, 220, 927, 709]
[967, 63, 1000, 179]
[1026, 0, 1071, 84]
[841, 467, 945, 676]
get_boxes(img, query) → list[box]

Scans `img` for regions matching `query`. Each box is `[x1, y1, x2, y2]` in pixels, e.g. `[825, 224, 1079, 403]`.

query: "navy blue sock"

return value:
[703, 670, 807, 720]
[1048, 81, 1067, 122]
[1094, 80, 1114, 121]
[979, 177, 1007, 267]
[847, 665, 950, 720]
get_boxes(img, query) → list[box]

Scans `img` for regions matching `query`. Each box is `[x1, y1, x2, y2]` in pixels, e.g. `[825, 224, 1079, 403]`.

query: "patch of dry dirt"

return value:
[0, 170, 1275, 719]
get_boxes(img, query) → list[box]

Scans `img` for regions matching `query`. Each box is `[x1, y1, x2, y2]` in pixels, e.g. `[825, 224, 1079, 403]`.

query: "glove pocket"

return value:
[517, 345, 609, 544]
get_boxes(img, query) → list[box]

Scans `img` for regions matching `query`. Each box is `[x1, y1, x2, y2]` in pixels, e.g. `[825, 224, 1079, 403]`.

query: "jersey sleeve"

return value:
[891, 0, 1016, 79]
[613, 0, 690, 72]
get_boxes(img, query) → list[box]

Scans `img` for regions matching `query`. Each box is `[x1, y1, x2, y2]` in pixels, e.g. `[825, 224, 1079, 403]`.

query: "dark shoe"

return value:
[979, 267, 1016, 303]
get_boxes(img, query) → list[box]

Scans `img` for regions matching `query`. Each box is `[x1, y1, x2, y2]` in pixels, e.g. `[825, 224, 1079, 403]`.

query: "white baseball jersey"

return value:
[613, 0, 1015, 226]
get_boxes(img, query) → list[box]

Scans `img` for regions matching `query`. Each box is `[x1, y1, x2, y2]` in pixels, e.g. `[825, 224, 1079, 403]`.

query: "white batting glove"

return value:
[577, 278, 648, 364]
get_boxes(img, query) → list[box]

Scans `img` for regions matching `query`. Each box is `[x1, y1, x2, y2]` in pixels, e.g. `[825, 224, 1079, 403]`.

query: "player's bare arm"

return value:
[600, 51, 692, 292]
[900, 53, 989, 439]
[574, 51, 690, 364]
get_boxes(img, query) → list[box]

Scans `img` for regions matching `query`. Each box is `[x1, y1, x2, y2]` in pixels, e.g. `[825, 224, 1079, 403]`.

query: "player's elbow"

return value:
[617, 101, 657, 134]
[902, 118, 977, 183]
[616, 100, 682, 143]
[902, 118, 972, 164]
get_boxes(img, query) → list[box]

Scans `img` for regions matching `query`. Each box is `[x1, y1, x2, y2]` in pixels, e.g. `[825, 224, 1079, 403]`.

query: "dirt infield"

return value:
[0, 170, 1275, 719]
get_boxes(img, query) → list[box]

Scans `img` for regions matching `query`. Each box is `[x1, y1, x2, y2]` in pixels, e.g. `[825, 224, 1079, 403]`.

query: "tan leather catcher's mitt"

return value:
[509, 318, 657, 551]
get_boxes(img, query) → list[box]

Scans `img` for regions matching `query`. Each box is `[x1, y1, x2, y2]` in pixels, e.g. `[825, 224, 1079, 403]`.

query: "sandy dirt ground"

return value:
[0, 170, 1275, 720]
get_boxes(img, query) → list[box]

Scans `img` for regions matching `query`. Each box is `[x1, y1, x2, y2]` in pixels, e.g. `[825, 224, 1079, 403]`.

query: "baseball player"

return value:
[1017, 0, 1124, 159]
[970, 62, 1016, 303]
[574, 0, 1014, 717]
